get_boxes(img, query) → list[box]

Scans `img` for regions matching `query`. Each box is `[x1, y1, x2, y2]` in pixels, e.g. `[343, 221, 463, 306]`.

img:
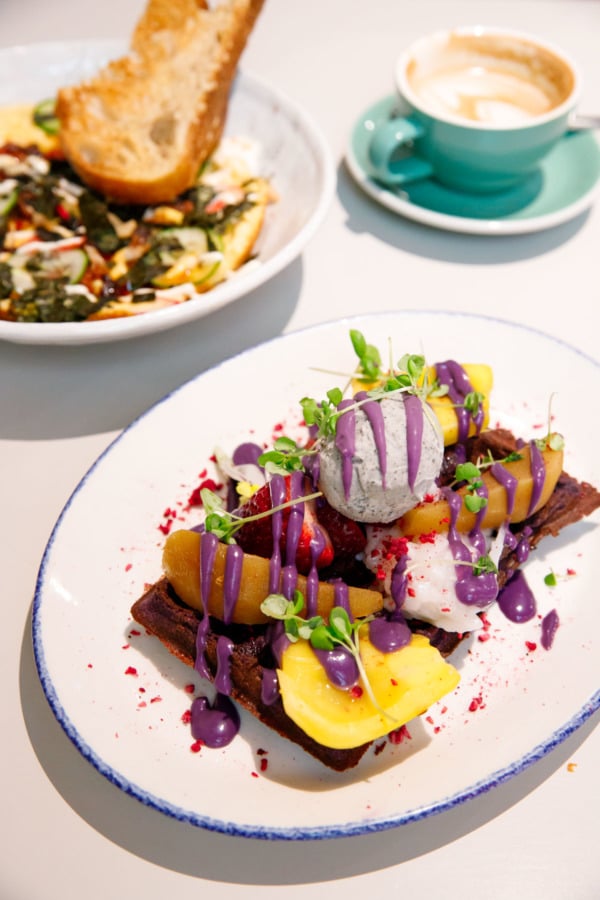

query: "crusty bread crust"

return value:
[56, 0, 265, 204]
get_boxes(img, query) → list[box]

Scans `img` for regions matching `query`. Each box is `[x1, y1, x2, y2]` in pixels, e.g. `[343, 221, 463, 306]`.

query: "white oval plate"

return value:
[33, 311, 600, 839]
[0, 40, 334, 345]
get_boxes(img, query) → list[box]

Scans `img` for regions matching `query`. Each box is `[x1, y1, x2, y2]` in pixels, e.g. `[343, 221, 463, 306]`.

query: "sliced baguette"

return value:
[56, 0, 265, 205]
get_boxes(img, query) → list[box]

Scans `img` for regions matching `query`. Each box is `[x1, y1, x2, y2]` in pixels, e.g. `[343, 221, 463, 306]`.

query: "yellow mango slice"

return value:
[162, 529, 384, 625]
[399, 443, 563, 536]
[277, 634, 460, 749]
[427, 363, 493, 446]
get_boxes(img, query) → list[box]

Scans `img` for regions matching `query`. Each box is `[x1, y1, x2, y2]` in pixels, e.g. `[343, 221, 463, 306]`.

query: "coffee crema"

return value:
[406, 34, 575, 126]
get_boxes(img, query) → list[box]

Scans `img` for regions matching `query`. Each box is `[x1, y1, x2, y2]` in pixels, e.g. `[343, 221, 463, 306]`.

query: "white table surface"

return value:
[2, 1, 599, 898]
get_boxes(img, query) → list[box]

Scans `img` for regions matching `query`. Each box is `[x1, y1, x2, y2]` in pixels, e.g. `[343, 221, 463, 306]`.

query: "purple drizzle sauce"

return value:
[191, 694, 240, 748]
[354, 390, 387, 488]
[527, 440, 546, 516]
[223, 544, 243, 624]
[541, 608, 560, 649]
[490, 462, 518, 517]
[403, 393, 424, 492]
[268, 473, 286, 593]
[314, 647, 359, 689]
[436, 360, 483, 442]
[369, 616, 411, 653]
[335, 399, 356, 500]
[444, 488, 499, 607]
[497, 570, 537, 623]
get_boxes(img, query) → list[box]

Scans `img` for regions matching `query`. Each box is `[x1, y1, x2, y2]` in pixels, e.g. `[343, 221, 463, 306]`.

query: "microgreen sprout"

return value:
[471, 554, 498, 577]
[350, 329, 382, 382]
[200, 486, 322, 543]
[300, 387, 343, 438]
[258, 436, 311, 475]
[544, 570, 558, 587]
[260, 591, 397, 722]
[463, 391, 484, 417]
[454, 461, 488, 513]
[534, 392, 564, 453]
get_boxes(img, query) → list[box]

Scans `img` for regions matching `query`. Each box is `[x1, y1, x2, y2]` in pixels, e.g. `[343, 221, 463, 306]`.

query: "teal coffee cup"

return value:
[368, 27, 580, 194]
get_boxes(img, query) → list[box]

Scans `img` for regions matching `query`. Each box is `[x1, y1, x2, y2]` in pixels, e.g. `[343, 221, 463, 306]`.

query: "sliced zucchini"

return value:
[12, 247, 88, 286]
[32, 98, 60, 136]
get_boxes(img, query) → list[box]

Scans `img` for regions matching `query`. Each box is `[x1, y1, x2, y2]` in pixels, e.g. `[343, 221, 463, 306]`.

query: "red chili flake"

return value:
[125, 666, 138, 676]
[418, 531, 437, 544]
[181, 709, 192, 724]
[150, 696, 162, 704]
[190, 740, 203, 753]
[349, 685, 363, 699]
[260, 758, 269, 772]
[525, 641, 537, 652]
[184, 683, 195, 694]
[389, 724, 412, 744]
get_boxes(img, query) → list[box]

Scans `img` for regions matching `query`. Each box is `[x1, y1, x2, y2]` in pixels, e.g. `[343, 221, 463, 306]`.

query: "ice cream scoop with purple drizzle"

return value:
[317, 392, 444, 523]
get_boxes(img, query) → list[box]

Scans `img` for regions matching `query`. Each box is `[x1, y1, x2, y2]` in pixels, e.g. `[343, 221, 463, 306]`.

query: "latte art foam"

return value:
[412, 65, 556, 124]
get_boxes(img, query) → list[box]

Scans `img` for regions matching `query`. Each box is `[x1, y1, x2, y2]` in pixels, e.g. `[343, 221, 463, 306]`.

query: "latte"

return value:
[406, 35, 575, 126]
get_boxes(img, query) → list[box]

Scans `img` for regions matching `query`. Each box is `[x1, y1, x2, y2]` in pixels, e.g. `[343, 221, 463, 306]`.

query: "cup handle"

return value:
[368, 116, 433, 185]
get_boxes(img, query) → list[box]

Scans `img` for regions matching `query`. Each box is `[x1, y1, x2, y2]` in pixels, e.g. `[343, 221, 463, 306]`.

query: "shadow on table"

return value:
[0, 257, 302, 441]
[20, 600, 599, 885]
[337, 161, 590, 265]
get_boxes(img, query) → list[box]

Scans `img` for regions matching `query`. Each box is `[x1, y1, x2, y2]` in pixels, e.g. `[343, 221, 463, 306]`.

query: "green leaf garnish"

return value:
[472, 555, 498, 576]
[544, 571, 558, 587]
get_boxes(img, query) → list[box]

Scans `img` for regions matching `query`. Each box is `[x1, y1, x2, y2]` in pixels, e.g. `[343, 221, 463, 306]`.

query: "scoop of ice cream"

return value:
[317, 392, 443, 523]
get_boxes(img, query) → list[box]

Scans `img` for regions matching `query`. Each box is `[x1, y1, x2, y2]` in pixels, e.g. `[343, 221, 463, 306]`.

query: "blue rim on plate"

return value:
[32, 311, 600, 839]
[346, 95, 600, 235]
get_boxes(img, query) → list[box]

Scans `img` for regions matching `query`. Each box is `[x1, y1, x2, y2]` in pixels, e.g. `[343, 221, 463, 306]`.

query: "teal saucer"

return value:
[346, 95, 600, 235]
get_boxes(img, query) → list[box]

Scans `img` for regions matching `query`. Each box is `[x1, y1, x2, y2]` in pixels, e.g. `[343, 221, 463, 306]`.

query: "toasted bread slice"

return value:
[56, 0, 265, 204]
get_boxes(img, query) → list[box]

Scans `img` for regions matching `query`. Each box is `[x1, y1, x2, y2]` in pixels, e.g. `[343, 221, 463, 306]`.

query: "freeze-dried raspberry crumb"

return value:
[423, 493, 435, 503]
[256, 748, 268, 756]
[425, 715, 434, 725]
[129, 629, 141, 637]
[251, 771, 259, 778]
[125, 666, 138, 676]
[390, 678, 398, 686]
[525, 641, 537, 652]
[158, 520, 173, 536]
[389, 724, 411, 744]
[374, 741, 387, 755]
[188, 478, 223, 507]
[478, 632, 491, 642]
[190, 740, 203, 753]
[184, 683, 195, 694]
[349, 685, 363, 699]
[407, 587, 416, 597]
[567, 568, 577, 576]
[260, 758, 268, 772]
[150, 696, 162, 704]
[125, 563, 132, 572]
[419, 531, 437, 544]
[87, 663, 93, 669]
[181, 709, 192, 724]
[469, 695, 484, 712]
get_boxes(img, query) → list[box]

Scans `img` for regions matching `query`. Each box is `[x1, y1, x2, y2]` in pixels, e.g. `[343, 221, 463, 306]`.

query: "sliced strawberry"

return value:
[315, 497, 367, 563]
[234, 474, 334, 574]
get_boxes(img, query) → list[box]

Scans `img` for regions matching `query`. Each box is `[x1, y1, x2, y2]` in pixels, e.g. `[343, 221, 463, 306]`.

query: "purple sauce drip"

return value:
[468, 480, 488, 556]
[516, 537, 530, 563]
[314, 646, 359, 689]
[333, 578, 351, 618]
[260, 669, 280, 706]
[279, 470, 304, 599]
[444, 487, 499, 607]
[232, 442, 263, 466]
[267, 620, 289, 667]
[195, 532, 219, 679]
[190, 694, 240, 748]
[369, 616, 411, 653]
[268, 474, 286, 593]
[215, 635, 234, 694]
[223, 543, 243, 624]
[436, 360, 482, 443]
[403, 393, 424, 492]
[497, 570, 537, 623]
[527, 440, 546, 516]
[490, 462, 518, 518]
[306, 523, 327, 616]
[335, 399, 356, 500]
[541, 608, 560, 650]
[355, 390, 387, 488]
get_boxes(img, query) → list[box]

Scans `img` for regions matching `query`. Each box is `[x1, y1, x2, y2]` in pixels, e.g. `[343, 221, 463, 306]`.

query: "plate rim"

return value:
[0, 39, 335, 346]
[345, 94, 600, 236]
[32, 309, 600, 840]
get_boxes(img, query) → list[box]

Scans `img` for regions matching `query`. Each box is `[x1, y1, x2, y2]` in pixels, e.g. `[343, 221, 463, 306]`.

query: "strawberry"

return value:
[234, 474, 334, 574]
[315, 497, 367, 563]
